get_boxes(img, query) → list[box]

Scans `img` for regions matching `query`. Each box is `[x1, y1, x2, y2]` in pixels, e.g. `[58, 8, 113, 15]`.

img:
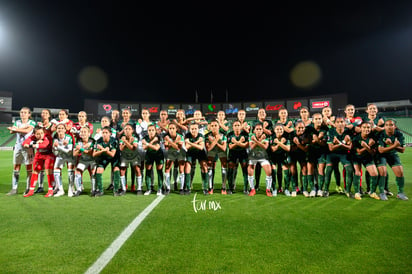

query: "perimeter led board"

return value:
[263, 100, 285, 114]
[244, 102, 262, 115]
[222, 103, 241, 115]
[201, 103, 221, 116]
[120, 103, 140, 116]
[97, 103, 119, 116]
[310, 98, 332, 111]
[181, 104, 200, 116]
[141, 104, 161, 117]
[286, 99, 308, 113]
[163, 104, 180, 117]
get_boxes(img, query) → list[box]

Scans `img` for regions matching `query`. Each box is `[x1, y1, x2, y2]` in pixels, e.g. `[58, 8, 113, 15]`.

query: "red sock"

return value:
[30, 173, 39, 188]
[47, 174, 54, 189]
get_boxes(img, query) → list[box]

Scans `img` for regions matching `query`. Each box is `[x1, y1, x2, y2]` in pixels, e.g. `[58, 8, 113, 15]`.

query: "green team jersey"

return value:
[352, 135, 376, 157]
[306, 124, 328, 150]
[327, 128, 351, 154]
[378, 129, 405, 155]
[252, 119, 273, 132]
[164, 133, 183, 152]
[76, 138, 95, 162]
[227, 131, 249, 152]
[94, 136, 119, 161]
[143, 135, 162, 155]
[218, 121, 230, 135]
[269, 134, 290, 155]
[205, 131, 227, 152]
[119, 136, 139, 160]
[249, 133, 269, 159]
[185, 132, 205, 152]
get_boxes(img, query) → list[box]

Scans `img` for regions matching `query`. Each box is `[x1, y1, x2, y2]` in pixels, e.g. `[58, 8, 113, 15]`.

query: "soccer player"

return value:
[7, 107, 36, 195]
[184, 123, 209, 195]
[117, 108, 136, 139]
[217, 110, 230, 135]
[93, 126, 121, 197]
[119, 124, 142, 196]
[163, 122, 185, 194]
[186, 110, 208, 135]
[306, 113, 329, 197]
[53, 123, 75, 197]
[299, 106, 312, 127]
[110, 110, 120, 131]
[142, 124, 164, 195]
[174, 109, 188, 135]
[72, 111, 94, 140]
[289, 121, 310, 197]
[237, 109, 251, 134]
[247, 123, 273, 197]
[377, 119, 408, 200]
[73, 126, 95, 196]
[323, 117, 354, 197]
[227, 120, 249, 194]
[352, 121, 380, 200]
[269, 124, 291, 196]
[205, 120, 228, 194]
[22, 126, 55, 197]
[322, 106, 335, 128]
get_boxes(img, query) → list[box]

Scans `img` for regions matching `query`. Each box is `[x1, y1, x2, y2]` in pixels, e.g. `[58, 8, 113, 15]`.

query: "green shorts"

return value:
[353, 155, 375, 168]
[376, 153, 402, 168]
[326, 153, 351, 166]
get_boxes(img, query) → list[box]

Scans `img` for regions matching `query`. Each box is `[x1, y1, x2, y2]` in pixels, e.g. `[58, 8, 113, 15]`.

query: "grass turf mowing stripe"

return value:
[85, 195, 165, 274]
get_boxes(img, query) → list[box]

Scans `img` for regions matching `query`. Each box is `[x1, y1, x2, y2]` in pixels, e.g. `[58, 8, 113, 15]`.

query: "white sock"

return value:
[248, 175, 255, 189]
[180, 173, 185, 190]
[120, 176, 126, 191]
[164, 173, 170, 189]
[137, 176, 142, 190]
[221, 167, 227, 189]
[12, 170, 19, 189]
[266, 175, 272, 190]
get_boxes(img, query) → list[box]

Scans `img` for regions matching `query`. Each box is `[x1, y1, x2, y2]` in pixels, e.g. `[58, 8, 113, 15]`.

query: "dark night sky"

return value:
[0, 1, 412, 112]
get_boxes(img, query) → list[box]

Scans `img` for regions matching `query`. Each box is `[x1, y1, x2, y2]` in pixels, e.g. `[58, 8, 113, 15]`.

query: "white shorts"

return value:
[166, 149, 186, 162]
[207, 150, 227, 160]
[13, 147, 34, 165]
[77, 160, 96, 172]
[248, 159, 271, 166]
[54, 156, 76, 169]
[120, 157, 142, 168]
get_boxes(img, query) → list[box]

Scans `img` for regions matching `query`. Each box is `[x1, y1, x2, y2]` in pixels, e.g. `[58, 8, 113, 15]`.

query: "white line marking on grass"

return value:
[85, 195, 165, 274]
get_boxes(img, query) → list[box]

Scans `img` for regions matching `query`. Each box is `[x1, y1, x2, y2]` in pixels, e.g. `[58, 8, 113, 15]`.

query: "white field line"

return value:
[85, 195, 165, 274]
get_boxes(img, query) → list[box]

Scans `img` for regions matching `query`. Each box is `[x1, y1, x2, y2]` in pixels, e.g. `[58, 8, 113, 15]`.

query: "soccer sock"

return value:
[179, 173, 185, 190]
[150, 169, 155, 189]
[344, 165, 354, 192]
[201, 171, 208, 190]
[29, 173, 38, 189]
[324, 165, 333, 191]
[157, 169, 164, 189]
[75, 173, 82, 191]
[353, 175, 361, 193]
[68, 169, 75, 190]
[265, 175, 272, 190]
[283, 170, 290, 190]
[38, 170, 44, 188]
[46, 174, 54, 189]
[385, 174, 389, 191]
[333, 165, 341, 186]
[277, 169, 283, 190]
[221, 167, 227, 190]
[136, 175, 142, 191]
[255, 165, 261, 189]
[164, 173, 171, 190]
[302, 175, 308, 192]
[370, 175, 379, 193]
[208, 168, 213, 189]
[91, 174, 96, 192]
[308, 175, 314, 191]
[378, 175, 386, 194]
[172, 166, 178, 184]
[26, 171, 32, 190]
[365, 171, 371, 192]
[12, 170, 19, 190]
[120, 176, 126, 191]
[145, 170, 152, 191]
[318, 174, 324, 191]
[248, 175, 255, 190]
[227, 168, 234, 190]
[396, 176, 405, 193]
[242, 166, 248, 191]
[95, 173, 103, 192]
[113, 170, 120, 192]
[290, 175, 297, 189]
[185, 173, 191, 190]
[190, 166, 195, 187]
[271, 169, 277, 190]
[54, 170, 62, 189]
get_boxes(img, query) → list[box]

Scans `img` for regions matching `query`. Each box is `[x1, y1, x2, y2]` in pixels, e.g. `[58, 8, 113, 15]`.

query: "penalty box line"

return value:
[85, 195, 165, 274]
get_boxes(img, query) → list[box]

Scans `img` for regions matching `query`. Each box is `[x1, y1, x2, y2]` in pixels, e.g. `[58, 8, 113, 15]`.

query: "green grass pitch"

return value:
[0, 149, 411, 273]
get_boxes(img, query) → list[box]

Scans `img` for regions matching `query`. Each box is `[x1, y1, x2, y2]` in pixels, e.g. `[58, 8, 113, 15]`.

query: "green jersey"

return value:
[76, 138, 95, 162]
[227, 131, 249, 152]
[119, 136, 139, 160]
[205, 131, 227, 153]
[249, 133, 269, 159]
[94, 136, 119, 161]
[185, 132, 205, 152]
[327, 128, 351, 154]
[378, 129, 405, 155]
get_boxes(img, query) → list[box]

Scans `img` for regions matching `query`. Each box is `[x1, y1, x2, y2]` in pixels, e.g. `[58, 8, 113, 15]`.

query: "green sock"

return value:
[242, 167, 248, 191]
[201, 172, 208, 190]
[318, 174, 324, 190]
[345, 165, 354, 191]
[396, 177, 405, 193]
[283, 170, 290, 190]
[290, 175, 297, 189]
[324, 166, 333, 191]
[353, 175, 361, 193]
[372, 176, 380, 193]
[302, 175, 308, 191]
[184, 173, 191, 190]
[145, 170, 152, 190]
[308, 175, 314, 190]
[113, 170, 120, 192]
[95, 173, 103, 192]
[157, 169, 163, 189]
[227, 168, 234, 190]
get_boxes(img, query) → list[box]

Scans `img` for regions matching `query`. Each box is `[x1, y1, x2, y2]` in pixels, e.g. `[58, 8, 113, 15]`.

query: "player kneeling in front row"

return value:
[119, 124, 142, 195]
[142, 124, 164, 196]
[93, 126, 121, 197]
[73, 126, 96, 197]
[248, 123, 273, 197]
[377, 119, 408, 201]
[23, 126, 55, 197]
